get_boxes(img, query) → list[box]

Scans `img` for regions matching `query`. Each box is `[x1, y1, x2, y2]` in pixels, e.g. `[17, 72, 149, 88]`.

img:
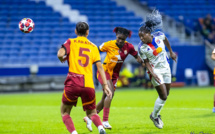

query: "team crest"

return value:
[156, 39, 160, 44]
[124, 50, 127, 55]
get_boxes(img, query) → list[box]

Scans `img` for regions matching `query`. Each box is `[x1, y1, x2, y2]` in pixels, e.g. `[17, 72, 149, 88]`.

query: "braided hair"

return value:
[76, 22, 89, 36]
[113, 27, 132, 38]
[139, 10, 163, 33]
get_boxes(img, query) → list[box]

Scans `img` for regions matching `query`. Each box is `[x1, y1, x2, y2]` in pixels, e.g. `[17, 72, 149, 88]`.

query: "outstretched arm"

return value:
[144, 59, 161, 84]
[163, 37, 177, 62]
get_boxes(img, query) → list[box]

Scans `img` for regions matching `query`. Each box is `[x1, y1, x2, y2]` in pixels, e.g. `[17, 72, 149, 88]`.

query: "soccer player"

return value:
[57, 22, 112, 134]
[138, 10, 177, 129]
[83, 27, 144, 131]
[211, 48, 215, 112]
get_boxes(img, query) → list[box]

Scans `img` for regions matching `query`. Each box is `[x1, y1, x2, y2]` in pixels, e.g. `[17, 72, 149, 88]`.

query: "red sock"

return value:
[62, 115, 75, 133]
[91, 114, 103, 127]
[103, 107, 110, 122]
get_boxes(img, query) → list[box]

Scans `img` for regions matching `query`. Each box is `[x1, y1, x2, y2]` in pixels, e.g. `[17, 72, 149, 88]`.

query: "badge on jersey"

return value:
[124, 50, 127, 55]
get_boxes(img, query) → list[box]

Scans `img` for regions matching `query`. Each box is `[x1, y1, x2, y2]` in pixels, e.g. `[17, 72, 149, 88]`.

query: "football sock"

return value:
[91, 114, 103, 127]
[152, 97, 166, 118]
[85, 116, 92, 122]
[103, 107, 110, 122]
[62, 114, 75, 133]
[98, 125, 105, 132]
[71, 130, 78, 134]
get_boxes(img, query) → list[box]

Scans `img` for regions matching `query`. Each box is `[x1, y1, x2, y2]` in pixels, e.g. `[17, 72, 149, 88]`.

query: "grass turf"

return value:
[0, 87, 214, 134]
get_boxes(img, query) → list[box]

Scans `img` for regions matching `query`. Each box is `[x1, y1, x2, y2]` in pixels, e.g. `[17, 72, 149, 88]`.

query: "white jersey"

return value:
[213, 48, 215, 53]
[138, 31, 171, 74]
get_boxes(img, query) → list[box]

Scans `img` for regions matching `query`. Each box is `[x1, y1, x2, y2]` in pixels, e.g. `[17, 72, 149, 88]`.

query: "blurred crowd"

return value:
[199, 14, 215, 44]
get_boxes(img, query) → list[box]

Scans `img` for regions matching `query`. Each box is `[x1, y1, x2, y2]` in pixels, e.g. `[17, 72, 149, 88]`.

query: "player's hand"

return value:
[103, 85, 112, 99]
[152, 73, 161, 84]
[170, 52, 177, 62]
[61, 57, 67, 63]
[59, 56, 67, 63]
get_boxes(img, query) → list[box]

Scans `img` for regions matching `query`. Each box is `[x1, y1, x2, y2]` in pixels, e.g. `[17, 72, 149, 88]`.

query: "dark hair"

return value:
[139, 10, 162, 33]
[76, 22, 89, 36]
[113, 27, 132, 38]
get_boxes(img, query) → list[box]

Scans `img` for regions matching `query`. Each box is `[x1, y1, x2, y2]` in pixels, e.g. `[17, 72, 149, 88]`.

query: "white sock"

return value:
[152, 97, 166, 118]
[86, 116, 92, 122]
[98, 125, 105, 132]
[71, 130, 78, 134]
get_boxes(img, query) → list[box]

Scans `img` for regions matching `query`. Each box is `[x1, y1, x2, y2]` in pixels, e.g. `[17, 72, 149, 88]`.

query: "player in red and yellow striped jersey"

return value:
[84, 27, 145, 130]
[57, 22, 112, 134]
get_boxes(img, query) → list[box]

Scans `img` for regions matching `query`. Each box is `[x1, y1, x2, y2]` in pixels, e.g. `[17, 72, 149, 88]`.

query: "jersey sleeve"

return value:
[93, 46, 101, 64]
[99, 41, 111, 52]
[213, 48, 215, 53]
[138, 46, 147, 60]
[129, 43, 138, 58]
[153, 31, 165, 40]
[61, 39, 71, 55]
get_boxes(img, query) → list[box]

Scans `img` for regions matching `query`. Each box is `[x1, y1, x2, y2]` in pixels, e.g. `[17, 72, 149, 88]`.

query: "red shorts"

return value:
[62, 86, 96, 111]
[97, 71, 118, 90]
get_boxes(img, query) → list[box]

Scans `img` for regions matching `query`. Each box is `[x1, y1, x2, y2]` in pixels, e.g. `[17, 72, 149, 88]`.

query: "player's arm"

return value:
[58, 39, 71, 63]
[163, 37, 177, 62]
[95, 61, 112, 99]
[144, 59, 161, 84]
[211, 49, 215, 60]
[136, 56, 145, 67]
[57, 48, 67, 63]
[129, 44, 146, 67]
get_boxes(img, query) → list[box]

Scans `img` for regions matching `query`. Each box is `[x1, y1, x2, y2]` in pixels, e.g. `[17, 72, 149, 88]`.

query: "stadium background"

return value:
[0, 0, 215, 133]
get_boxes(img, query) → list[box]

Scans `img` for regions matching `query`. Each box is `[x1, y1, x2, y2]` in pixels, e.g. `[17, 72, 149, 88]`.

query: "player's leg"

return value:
[165, 83, 171, 96]
[102, 79, 114, 129]
[154, 84, 167, 116]
[86, 109, 106, 134]
[149, 74, 167, 129]
[82, 87, 106, 134]
[84, 80, 114, 131]
[96, 91, 106, 113]
[61, 103, 77, 134]
[61, 87, 79, 134]
[149, 84, 167, 129]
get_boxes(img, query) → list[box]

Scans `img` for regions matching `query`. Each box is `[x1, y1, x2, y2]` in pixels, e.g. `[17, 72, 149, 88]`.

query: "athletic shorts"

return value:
[97, 71, 118, 90]
[150, 73, 171, 87]
[62, 86, 96, 111]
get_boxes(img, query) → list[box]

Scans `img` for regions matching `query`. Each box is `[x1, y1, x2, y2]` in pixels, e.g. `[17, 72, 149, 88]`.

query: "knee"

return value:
[86, 111, 97, 119]
[159, 95, 167, 101]
[61, 113, 69, 117]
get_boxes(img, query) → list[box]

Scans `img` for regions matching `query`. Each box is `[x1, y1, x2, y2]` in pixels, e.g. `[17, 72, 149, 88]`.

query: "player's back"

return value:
[66, 36, 100, 88]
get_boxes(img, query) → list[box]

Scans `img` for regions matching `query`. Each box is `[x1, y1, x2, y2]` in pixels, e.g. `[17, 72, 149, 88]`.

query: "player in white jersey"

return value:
[138, 10, 177, 129]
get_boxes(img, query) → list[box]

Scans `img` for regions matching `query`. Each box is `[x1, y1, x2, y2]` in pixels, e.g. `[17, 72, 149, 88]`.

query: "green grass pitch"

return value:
[0, 87, 214, 134]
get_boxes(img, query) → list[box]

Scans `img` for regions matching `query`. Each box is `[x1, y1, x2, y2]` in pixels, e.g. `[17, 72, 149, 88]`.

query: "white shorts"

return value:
[151, 73, 171, 87]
